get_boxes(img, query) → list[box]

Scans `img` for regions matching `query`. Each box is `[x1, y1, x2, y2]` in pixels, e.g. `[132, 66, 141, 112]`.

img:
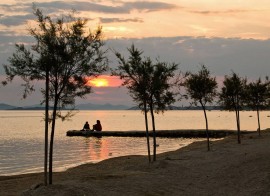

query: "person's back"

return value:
[93, 120, 102, 131]
[83, 121, 90, 130]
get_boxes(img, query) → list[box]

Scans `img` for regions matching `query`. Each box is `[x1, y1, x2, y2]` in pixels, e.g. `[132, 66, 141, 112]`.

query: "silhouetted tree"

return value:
[113, 44, 177, 162]
[2, 8, 108, 184]
[219, 72, 246, 144]
[245, 78, 269, 136]
[183, 65, 217, 151]
[113, 45, 151, 162]
[147, 61, 177, 161]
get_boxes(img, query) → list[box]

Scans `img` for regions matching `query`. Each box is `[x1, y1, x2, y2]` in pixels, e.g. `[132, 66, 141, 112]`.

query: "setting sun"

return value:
[88, 78, 109, 87]
[86, 75, 123, 88]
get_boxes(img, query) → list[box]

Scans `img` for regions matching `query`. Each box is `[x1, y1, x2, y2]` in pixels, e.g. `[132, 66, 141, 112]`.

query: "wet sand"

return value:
[1, 129, 270, 196]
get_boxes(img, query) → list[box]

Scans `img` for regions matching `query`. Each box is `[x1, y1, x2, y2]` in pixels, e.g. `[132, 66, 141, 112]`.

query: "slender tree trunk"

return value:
[143, 100, 151, 163]
[49, 97, 58, 184]
[234, 97, 241, 144]
[201, 103, 210, 151]
[44, 69, 49, 186]
[256, 106, 261, 136]
[234, 109, 240, 144]
[236, 109, 241, 144]
[150, 104, 157, 161]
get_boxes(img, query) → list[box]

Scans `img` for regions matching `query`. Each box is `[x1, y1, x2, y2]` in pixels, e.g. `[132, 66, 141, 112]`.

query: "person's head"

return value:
[86, 121, 88, 124]
[97, 120, 100, 124]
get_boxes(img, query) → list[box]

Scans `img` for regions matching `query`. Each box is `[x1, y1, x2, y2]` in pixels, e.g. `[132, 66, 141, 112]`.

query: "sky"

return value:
[0, 0, 270, 107]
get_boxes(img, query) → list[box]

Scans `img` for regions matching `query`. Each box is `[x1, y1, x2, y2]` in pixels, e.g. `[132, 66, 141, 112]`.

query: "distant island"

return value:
[0, 102, 226, 111]
[0, 102, 232, 111]
[0, 103, 130, 110]
[128, 105, 224, 110]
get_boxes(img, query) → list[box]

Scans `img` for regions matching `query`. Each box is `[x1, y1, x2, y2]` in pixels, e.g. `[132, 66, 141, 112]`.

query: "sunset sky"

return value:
[0, 0, 270, 107]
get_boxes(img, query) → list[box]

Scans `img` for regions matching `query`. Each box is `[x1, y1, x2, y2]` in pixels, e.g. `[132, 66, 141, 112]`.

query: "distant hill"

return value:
[0, 103, 224, 111]
[76, 103, 130, 110]
[128, 105, 224, 110]
[128, 106, 183, 110]
[0, 103, 17, 110]
[9, 106, 53, 110]
[0, 102, 131, 110]
[6, 103, 52, 110]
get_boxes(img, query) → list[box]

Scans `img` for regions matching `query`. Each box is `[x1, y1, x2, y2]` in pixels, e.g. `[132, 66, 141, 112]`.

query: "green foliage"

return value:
[245, 78, 269, 111]
[219, 72, 247, 111]
[113, 44, 177, 113]
[219, 72, 246, 143]
[244, 78, 270, 136]
[184, 65, 218, 107]
[3, 7, 108, 184]
[113, 44, 178, 161]
[3, 8, 108, 116]
[183, 65, 217, 151]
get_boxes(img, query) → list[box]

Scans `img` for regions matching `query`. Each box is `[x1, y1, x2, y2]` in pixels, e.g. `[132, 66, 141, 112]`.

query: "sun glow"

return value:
[88, 78, 109, 87]
[86, 75, 123, 88]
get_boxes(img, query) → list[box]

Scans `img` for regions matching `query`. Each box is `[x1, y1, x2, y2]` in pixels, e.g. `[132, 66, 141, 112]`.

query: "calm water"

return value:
[0, 110, 269, 176]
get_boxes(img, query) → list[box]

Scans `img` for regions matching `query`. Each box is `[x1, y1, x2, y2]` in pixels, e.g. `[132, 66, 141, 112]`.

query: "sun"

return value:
[88, 78, 109, 87]
[86, 75, 122, 87]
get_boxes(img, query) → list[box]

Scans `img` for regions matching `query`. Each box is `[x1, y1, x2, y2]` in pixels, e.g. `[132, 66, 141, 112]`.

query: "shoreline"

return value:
[1, 129, 270, 195]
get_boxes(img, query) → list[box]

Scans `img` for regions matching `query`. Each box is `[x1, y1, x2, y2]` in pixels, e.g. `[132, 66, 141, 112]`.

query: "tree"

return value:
[147, 61, 177, 161]
[183, 65, 218, 151]
[219, 72, 246, 144]
[113, 44, 177, 162]
[2, 8, 108, 184]
[113, 45, 151, 162]
[245, 78, 269, 136]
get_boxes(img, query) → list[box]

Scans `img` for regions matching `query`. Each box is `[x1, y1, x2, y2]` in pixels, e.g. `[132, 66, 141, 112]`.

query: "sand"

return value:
[1, 130, 270, 196]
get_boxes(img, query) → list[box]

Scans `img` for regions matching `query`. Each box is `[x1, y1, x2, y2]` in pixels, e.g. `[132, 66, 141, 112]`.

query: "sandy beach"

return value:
[1, 129, 270, 196]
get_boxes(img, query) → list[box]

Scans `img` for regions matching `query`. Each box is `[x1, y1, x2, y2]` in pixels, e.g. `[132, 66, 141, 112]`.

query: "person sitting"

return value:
[93, 120, 102, 131]
[82, 121, 90, 131]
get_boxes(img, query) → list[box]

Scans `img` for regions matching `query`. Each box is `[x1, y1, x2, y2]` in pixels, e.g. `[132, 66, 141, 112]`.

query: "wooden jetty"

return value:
[66, 129, 254, 138]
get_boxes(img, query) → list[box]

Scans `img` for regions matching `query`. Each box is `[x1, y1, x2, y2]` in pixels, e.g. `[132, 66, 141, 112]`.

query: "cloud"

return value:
[33, 1, 125, 14]
[1, 35, 270, 106]
[83, 86, 132, 105]
[0, 3, 31, 12]
[1, 1, 179, 15]
[106, 36, 270, 79]
[0, 14, 34, 26]
[1, 35, 270, 79]
[122, 1, 179, 13]
[189, 9, 256, 15]
[0, 1, 178, 27]
[99, 17, 143, 23]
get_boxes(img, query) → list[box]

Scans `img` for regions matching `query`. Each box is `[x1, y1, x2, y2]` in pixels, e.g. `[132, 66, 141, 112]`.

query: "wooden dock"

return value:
[66, 129, 253, 138]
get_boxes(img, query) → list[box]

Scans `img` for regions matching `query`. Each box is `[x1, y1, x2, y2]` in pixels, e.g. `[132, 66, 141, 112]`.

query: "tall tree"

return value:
[219, 72, 246, 144]
[113, 45, 151, 162]
[113, 45, 177, 162]
[183, 65, 218, 151]
[147, 61, 177, 160]
[2, 8, 108, 184]
[245, 78, 269, 136]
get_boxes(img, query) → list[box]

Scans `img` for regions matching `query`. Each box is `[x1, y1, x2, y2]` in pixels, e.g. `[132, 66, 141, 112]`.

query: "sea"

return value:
[0, 110, 269, 176]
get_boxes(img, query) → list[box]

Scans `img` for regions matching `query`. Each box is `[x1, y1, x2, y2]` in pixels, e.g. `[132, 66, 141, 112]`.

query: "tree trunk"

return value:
[201, 103, 210, 151]
[236, 109, 241, 144]
[143, 100, 151, 163]
[234, 109, 239, 143]
[150, 104, 157, 161]
[49, 97, 58, 184]
[256, 106, 261, 136]
[44, 69, 49, 186]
